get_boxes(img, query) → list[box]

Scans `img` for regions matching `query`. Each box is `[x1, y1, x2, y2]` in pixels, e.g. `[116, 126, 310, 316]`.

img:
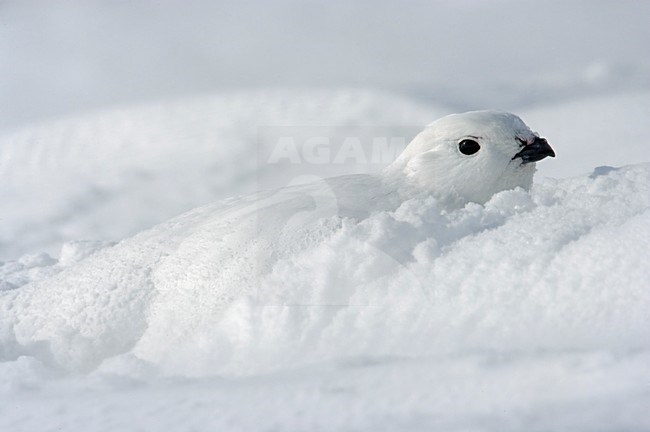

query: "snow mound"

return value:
[0, 89, 440, 260]
[2, 163, 648, 378]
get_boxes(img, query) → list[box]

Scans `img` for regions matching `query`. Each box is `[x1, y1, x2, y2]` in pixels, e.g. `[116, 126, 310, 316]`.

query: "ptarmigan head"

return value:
[384, 110, 554, 206]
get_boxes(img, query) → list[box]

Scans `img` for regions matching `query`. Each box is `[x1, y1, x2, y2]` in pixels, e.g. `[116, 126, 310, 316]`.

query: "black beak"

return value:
[512, 137, 555, 164]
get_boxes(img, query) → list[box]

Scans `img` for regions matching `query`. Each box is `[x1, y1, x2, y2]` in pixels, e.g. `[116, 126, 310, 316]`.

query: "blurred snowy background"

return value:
[2, 0, 649, 131]
[1, 1, 650, 431]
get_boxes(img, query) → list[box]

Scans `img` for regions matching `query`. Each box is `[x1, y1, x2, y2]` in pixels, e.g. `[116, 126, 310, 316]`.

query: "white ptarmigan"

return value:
[2, 110, 554, 370]
[384, 110, 554, 206]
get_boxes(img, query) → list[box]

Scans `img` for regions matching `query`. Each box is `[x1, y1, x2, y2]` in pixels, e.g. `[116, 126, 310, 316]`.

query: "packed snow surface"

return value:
[2, 158, 649, 430]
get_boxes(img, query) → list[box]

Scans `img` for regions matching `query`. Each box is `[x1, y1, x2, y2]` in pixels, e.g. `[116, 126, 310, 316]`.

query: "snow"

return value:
[1, 94, 649, 432]
[1, 1, 650, 430]
[1, 159, 649, 429]
[1, 92, 649, 432]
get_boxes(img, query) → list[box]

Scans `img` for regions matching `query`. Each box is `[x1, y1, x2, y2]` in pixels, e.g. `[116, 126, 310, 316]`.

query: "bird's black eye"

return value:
[458, 139, 480, 155]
